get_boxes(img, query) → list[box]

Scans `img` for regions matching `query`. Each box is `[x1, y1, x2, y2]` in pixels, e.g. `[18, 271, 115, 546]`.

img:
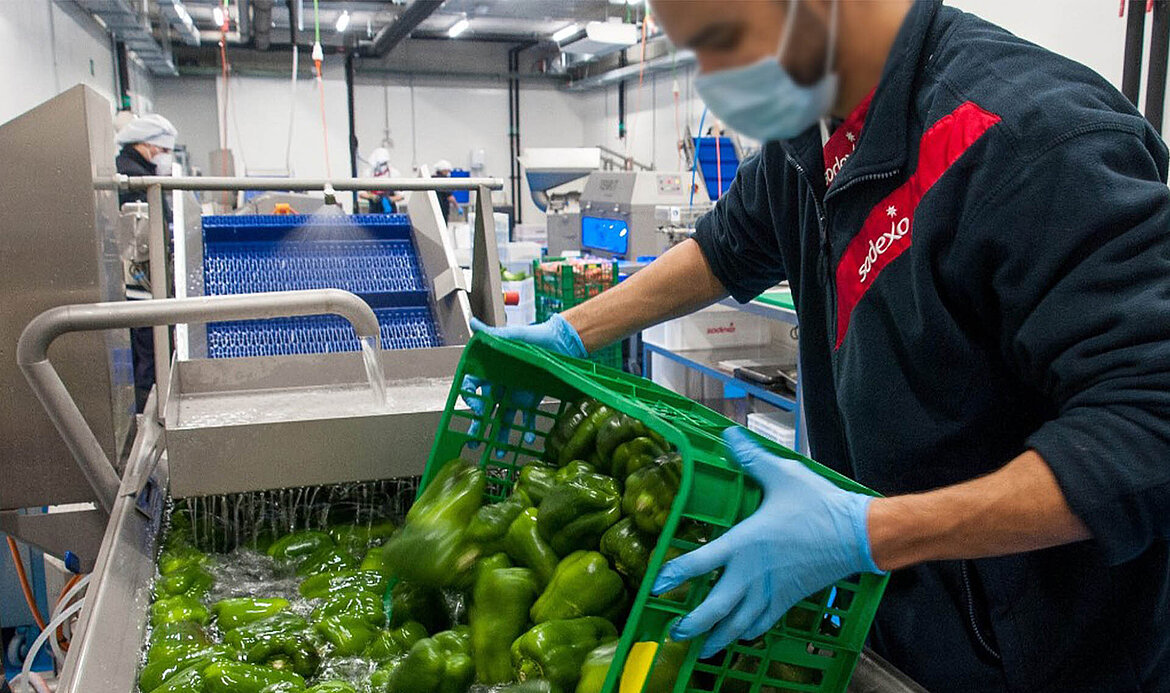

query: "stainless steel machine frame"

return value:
[578, 170, 711, 260]
[95, 174, 507, 416]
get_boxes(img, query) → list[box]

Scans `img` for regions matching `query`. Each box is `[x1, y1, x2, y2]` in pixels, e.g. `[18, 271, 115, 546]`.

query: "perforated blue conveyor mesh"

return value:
[201, 214, 442, 358]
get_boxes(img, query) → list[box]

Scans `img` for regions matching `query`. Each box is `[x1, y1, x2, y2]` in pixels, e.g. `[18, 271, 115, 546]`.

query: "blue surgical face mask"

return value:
[695, 0, 839, 142]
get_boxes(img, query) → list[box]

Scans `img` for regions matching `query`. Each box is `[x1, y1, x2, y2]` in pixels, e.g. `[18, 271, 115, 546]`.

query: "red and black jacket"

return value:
[694, 1, 1170, 689]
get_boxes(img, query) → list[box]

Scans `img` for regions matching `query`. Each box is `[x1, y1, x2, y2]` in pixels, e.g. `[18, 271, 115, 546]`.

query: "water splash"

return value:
[174, 478, 418, 554]
[359, 335, 388, 407]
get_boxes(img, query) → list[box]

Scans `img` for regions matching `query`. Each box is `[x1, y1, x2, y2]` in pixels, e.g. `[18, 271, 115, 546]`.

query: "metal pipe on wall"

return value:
[346, 51, 360, 209]
[103, 175, 504, 192]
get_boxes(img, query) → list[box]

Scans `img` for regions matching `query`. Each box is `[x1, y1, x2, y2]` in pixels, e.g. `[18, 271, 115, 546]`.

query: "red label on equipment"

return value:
[834, 101, 1001, 349]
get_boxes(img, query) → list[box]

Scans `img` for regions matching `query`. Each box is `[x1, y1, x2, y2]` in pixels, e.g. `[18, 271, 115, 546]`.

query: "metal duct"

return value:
[73, 0, 178, 75]
[156, 0, 200, 46]
[562, 49, 695, 92]
[358, 0, 445, 58]
[252, 0, 275, 50]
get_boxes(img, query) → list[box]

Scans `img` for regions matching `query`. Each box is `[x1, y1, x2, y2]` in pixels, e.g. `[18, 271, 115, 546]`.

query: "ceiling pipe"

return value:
[358, 0, 445, 58]
[562, 49, 695, 92]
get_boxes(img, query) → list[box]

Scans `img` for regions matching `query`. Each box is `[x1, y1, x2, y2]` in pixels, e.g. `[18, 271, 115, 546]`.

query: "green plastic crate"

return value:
[533, 257, 622, 370]
[424, 332, 889, 693]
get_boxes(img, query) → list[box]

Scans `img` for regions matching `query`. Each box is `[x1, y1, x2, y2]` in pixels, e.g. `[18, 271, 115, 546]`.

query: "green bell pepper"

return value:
[306, 682, 357, 693]
[544, 399, 600, 466]
[466, 490, 531, 554]
[157, 545, 209, 576]
[151, 595, 210, 627]
[530, 551, 626, 624]
[622, 453, 682, 535]
[360, 544, 393, 574]
[295, 547, 359, 577]
[149, 619, 210, 649]
[383, 459, 485, 587]
[155, 563, 214, 599]
[473, 552, 513, 583]
[547, 401, 615, 468]
[537, 471, 621, 556]
[553, 461, 596, 484]
[202, 660, 306, 693]
[221, 612, 319, 679]
[495, 683, 555, 693]
[595, 414, 667, 473]
[515, 464, 558, 505]
[511, 617, 618, 692]
[139, 644, 233, 691]
[267, 531, 334, 565]
[311, 589, 385, 627]
[298, 569, 389, 599]
[328, 521, 397, 554]
[363, 621, 429, 663]
[366, 658, 404, 692]
[388, 580, 450, 635]
[213, 597, 291, 631]
[598, 518, 655, 590]
[502, 508, 560, 587]
[471, 567, 541, 684]
[145, 663, 205, 693]
[609, 438, 667, 482]
[574, 640, 687, 693]
[384, 628, 474, 693]
[315, 614, 378, 657]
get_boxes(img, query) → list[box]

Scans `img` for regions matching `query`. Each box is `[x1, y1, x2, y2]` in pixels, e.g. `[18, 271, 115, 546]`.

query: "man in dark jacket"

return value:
[473, 0, 1170, 689]
[115, 113, 177, 412]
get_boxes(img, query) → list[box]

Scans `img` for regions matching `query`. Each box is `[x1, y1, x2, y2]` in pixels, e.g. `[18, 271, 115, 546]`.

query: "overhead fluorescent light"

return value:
[447, 17, 470, 38]
[335, 10, 350, 32]
[212, 4, 225, 28]
[551, 24, 578, 43]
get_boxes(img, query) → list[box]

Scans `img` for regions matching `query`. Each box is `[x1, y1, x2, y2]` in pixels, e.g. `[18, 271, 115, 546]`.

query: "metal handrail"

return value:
[96, 175, 505, 192]
[15, 289, 380, 514]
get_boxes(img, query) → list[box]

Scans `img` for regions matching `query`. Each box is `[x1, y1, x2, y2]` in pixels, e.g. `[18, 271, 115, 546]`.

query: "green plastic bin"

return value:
[533, 257, 622, 370]
[424, 332, 889, 692]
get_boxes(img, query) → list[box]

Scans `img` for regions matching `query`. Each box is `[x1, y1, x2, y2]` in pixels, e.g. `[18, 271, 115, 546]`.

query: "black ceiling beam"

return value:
[359, 0, 445, 58]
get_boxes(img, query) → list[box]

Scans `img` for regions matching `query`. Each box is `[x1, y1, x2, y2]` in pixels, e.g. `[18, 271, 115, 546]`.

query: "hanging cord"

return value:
[285, 44, 299, 174]
[6, 537, 48, 632]
[218, 0, 231, 176]
[688, 106, 708, 209]
[624, 10, 651, 160]
[715, 124, 723, 199]
[312, 0, 332, 178]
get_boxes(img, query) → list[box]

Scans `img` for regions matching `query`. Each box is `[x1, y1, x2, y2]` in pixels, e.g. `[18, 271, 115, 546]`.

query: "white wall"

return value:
[0, 0, 152, 126]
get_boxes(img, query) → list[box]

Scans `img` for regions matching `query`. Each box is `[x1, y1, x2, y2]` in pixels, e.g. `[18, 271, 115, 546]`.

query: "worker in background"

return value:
[431, 159, 457, 224]
[115, 113, 178, 413]
[471, 0, 1170, 689]
[359, 147, 405, 213]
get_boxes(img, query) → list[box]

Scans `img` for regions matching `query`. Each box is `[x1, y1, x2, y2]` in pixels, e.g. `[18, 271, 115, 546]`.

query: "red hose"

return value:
[6, 536, 48, 632]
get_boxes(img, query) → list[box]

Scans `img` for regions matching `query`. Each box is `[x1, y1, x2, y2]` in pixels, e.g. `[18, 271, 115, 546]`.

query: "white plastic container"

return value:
[503, 278, 536, 326]
[748, 410, 797, 449]
[643, 304, 770, 350]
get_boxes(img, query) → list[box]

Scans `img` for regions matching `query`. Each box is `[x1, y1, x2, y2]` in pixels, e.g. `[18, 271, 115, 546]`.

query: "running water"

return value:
[359, 335, 388, 407]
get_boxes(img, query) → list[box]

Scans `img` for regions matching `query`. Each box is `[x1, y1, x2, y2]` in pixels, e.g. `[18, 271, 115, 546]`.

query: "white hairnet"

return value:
[116, 113, 178, 149]
[433, 159, 452, 172]
[369, 147, 391, 167]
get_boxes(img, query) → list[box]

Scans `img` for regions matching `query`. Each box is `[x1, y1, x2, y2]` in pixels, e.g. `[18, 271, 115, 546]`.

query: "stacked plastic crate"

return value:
[533, 256, 621, 369]
[201, 214, 442, 358]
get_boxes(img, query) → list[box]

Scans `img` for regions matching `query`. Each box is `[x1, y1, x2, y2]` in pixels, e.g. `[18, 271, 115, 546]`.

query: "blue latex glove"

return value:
[462, 315, 588, 450]
[652, 427, 884, 658]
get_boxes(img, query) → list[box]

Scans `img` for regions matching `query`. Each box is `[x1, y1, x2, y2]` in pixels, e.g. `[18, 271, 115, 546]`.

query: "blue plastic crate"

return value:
[206, 307, 440, 359]
[201, 214, 442, 357]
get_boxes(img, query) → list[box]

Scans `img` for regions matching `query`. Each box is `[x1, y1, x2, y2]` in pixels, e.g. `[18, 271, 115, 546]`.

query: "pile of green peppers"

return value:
[141, 397, 692, 693]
